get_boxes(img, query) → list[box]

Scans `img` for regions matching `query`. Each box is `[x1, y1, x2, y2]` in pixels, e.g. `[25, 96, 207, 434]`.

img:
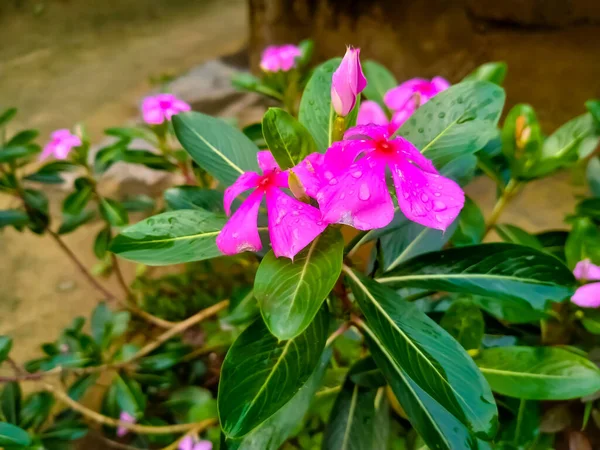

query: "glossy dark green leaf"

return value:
[378, 243, 575, 312]
[0, 336, 12, 362]
[23, 189, 48, 215]
[475, 346, 600, 400]
[99, 198, 129, 226]
[345, 268, 498, 439]
[1, 382, 21, 424]
[0, 422, 31, 447]
[224, 348, 331, 450]
[7, 129, 39, 147]
[299, 58, 360, 152]
[164, 186, 224, 213]
[463, 62, 507, 85]
[262, 107, 316, 169]
[576, 198, 600, 221]
[58, 210, 95, 235]
[348, 357, 386, 388]
[565, 217, 600, 269]
[451, 197, 485, 247]
[19, 392, 54, 430]
[242, 123, 267, 149]
[254, 227, 343, 339]
[0, 107, 17, 127]
[587, 157, 600, 197]
[221, 289, 260, 327]
[25, 160, 77, 184]
[472, 295, 548, 324]
[396, 81, 505, 168]
[110, 209, 225, 265]
[0, 210, 29, 229]
[362, 60, 397, 108]
[498, 400, 540, 448]
[93, 228, 111, 259]
[173, 111, 259, 186]
[581, 309, 600, 335]
[440, 300, 484, 350]
[0, 146, 38, 163]
[536, 230, 568, 261]
[495, 224, 543, 249]
[218, 308, 329, 438]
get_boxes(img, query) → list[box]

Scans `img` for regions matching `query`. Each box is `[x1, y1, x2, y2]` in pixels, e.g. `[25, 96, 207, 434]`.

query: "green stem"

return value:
[513, 398, 527, 446]
[483, 178, 523, 237]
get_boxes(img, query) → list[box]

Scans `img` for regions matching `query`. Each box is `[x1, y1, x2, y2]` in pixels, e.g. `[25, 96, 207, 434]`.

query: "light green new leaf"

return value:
[463, 62, 507, 85]
[110, 209, 225, 265]
[218, 308, 329, 438]
[475, 346, 600, 400]
[173, 111, 260, 186]
[345, 268, 498, 439]
[378, 243, 575, 311]
[99, 198, 129, 227]
[255, 227, 343, 339]
[262, 107, 316, 169]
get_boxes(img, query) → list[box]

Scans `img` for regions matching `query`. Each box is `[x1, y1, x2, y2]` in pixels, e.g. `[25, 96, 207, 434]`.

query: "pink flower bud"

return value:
[331, 47, 367, 116]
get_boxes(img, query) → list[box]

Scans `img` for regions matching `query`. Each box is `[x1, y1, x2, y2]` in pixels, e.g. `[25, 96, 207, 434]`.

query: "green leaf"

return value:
[299, 58, 345, 152]
[396, 81, 505, 168]
[25, 160, 77, 184]
[121, 194, 155, 212]
[58, 210, 95, 235]
[254, 227, 343, 339]
[19, 392, 54, 430]
[378, 243, 575, 312]
[224, 347, 331, 450]
[261, 108, 316, 170]
[105, 126, 155, 141]
[495, 224, 543, 249]
[121, 149, 177, 171]
[581, 309, 600, 334]
[110, 209, 225, 265]
[68, 374, 100, 401]
[345, 269, 498, 438]
[62, 179, 93, 216]
[218, 307, 329, 438]
[575, 198, 600, 221]
[565, 217, 600, 268]
[1, 382, 21, 424]
[440, 300, 485, 350]
[99, 198, 129, 226]
[164, 186, 224, 213]
[472, 295, 548, 324]
[451, 197, 485, 247]
[91, 302, 129, 348]
[463, 62, 507, 85]
[114, 374, 146, 416]
[348, 357, 386, 389]
[475, 346, 600, 400]
[362, 60, 397, 108]
[0, 210, 29, 229]
[536, 230, 568, 261]
[7, 129, 39, 147]
[0, 146, 38, 163]
[587, 157, 600, 197]
[172, 111, 259, 186]
[93, 228, 111, 259]
[0, 422, 31, 447]
[544, 113, 599, 161]
[322, 383, 379, 450]
[0, 336, 12, 362]
[0, 107, 17, 127]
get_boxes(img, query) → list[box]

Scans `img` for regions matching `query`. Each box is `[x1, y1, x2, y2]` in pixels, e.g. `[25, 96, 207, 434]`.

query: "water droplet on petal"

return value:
[435, 214, 443, 222]
[438, 184, 443, 189]
[412, 191, 417, 197]
[232, 232, 239, 238]
[433, 200, 447, 211]
[403, 192, 410, 199]
[340, 193, 346, 200]
[292, 211, 299, 216]
[359, 183, 371, 201]
[324, 171, 333, 180]
[420, 194, 429, 202]
[434, 192, 441, 197]
[329, 178, 338, 185]
[352, 170, 363, 178]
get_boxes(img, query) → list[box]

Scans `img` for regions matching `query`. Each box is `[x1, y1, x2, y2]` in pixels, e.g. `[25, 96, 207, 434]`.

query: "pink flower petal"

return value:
[117, 412, 136, 438]
[331, 47, 366, 116]
[573, 259, 600, 281]
[193, 441, 213, 450]
[392, 159, 464, 231]
[217, 191, 263, 255]
[384, 79, 428, 110]
[178, 436, 194, 450]
[223, 172, 260, 216]
[572, 283, 600, 308]
[266, 188, 327, 259]
[343, 124, 389, 141]
[317, 157, 395, 230]
[431, 76, 451, 92]
[39, 144, 55, 161]
[143, 107, 165, 125]
[357, 101, 389, 127]
[257, 150, 280, 172]
[322, 140, 372, 177]
[393, 137, 438, 174]
[391, 106, 416, 129]
[292, 153, 325, 198]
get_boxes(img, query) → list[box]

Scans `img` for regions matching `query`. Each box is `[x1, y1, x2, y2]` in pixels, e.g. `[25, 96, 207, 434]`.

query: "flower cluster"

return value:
[572, 259, 600, 308]
[260, 44, 303, 72]
[141, 93, 191, 125]
[217, 48, 464, 260]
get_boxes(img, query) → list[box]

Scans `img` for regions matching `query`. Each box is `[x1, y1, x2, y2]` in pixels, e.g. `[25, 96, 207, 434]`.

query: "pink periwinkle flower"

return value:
[117, 411, 136, 438]
[572, 259, 600, 308]
[141, 94, 191, 125]
[179, 436, 212, 450]
[331, 47, 367, 116]
[260, 44, 302, 72]
[295, 124, 464, 231]
[356, 100, 404, 135]
[216, 151, 326, 259]
[40, 129, 81, 161]
[384, 77, 450, 127]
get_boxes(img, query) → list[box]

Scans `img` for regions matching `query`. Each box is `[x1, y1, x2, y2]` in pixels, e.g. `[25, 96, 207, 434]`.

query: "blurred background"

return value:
[0, 0, 598, 397]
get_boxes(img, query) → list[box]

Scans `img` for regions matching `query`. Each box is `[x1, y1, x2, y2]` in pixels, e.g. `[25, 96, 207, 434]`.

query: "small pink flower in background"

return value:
[40, 129, 81, 161]
[179, 436, 212, 450]
[117, 411, 136, 437]
[260, 44, 302, 72]
[297, 124, 464, 231]
[572, 259, 600, 308]
[356, 100, 404, 135]
[384, 77, 450, 127]
[217, 151, 326, 259]
[141, 94, 191, 125]
[331, 47, 367, 116]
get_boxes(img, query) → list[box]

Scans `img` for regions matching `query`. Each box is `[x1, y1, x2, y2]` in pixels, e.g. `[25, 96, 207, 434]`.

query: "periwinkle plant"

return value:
[0, 44, 599, 450]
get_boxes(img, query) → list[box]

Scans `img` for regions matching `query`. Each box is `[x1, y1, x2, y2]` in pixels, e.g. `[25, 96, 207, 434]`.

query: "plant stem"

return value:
[483, 178, 523, 237]
[43, 382, 216, 434]
[111, 253, 132, 299]
[513, 398, 527, 445]
[326, 322, 351, 347]
[160, 423, 207, 450]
